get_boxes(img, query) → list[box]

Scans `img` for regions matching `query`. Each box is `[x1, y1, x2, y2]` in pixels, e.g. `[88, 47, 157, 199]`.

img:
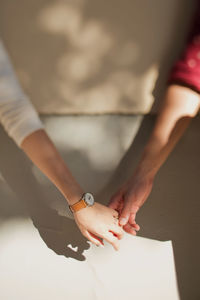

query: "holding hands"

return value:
[74, 202, 123, 251]
[21, 129, 156, 251]
[108, 170, 154, 235]
[71, 168, 155, 250]
[73, 168, 154, 250]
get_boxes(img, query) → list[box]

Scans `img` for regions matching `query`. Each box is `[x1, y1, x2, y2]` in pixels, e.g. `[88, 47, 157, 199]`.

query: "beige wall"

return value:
[0, 0, 196, 114]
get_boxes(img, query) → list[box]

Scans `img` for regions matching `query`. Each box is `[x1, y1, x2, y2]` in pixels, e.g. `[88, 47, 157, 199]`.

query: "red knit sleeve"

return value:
[167, 1, 200, 93]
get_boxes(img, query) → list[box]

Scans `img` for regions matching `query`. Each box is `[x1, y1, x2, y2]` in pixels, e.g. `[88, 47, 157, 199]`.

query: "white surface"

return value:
[0, 219, 179, 300]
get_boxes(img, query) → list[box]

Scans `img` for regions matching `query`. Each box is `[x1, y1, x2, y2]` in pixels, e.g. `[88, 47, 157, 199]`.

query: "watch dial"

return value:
[84, 193, 94, 206]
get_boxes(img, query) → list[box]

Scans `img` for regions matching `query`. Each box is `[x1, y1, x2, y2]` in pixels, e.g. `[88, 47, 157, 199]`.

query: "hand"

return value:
[73, 202, 124, 251]
[108, 172, 154, 235]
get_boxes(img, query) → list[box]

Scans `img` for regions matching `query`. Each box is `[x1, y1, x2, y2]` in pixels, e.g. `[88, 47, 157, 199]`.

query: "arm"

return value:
[137, 84, 200, 178]
[21, 130, 123, 250]
[21, 129, 84, 206]
[0, 40, 123, 250]
[109, 84, 200, 234]
[109, 0, 200, 234]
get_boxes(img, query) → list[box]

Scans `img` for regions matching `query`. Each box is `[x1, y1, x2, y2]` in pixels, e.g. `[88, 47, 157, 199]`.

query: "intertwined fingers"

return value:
[103, 231, 120, 251]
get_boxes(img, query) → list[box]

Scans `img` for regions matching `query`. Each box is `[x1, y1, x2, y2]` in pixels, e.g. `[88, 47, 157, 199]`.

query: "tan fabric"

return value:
[0, 41, 43, 147]
[0, 0, 196, 114]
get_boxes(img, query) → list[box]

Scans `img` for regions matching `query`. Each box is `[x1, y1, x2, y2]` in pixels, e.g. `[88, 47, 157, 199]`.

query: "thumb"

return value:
[108, 191, 122, 210]
[119, 202, 131, 226]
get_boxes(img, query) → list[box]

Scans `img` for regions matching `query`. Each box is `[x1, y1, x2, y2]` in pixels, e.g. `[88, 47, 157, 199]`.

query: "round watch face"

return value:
[83, 193, 94, 206]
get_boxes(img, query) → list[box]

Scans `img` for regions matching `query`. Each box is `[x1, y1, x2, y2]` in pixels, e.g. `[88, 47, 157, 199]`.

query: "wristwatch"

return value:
[69, 192, 95, 213]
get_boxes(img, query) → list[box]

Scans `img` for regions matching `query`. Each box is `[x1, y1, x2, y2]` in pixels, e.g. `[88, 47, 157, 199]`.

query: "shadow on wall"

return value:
[0, 0, 197, 114]
[0, 114, 142, 262]
[98, 115, 200, 300]
[0, 125, 92, 261]
[0, 114, 200, 299]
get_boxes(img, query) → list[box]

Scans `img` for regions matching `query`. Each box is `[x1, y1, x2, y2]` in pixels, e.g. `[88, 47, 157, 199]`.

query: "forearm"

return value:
[21, 129, 84, 205]
[135, 84, 200, 178]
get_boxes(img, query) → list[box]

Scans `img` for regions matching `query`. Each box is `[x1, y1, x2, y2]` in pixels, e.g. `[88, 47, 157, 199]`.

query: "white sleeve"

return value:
[0, 40, 44, 147]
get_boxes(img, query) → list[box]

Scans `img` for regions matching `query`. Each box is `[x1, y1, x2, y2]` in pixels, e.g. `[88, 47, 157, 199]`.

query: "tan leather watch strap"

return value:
[69, 199, 87, 213]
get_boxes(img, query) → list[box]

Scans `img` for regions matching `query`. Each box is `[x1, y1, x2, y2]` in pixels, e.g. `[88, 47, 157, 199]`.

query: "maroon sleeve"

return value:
[167, 1, 200, 93]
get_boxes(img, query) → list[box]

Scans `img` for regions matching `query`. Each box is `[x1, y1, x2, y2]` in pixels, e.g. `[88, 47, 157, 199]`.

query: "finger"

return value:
[127, 219, 140, 231]
[112, 209, 119, 218]
[123, 223, 137, 236]
[128, 213, 140, 231]
[131, 223, 140, 231]
[109, 224, 124, 240]
[83, 230, 104, 246]
[102, 231, 120, 251]
[129, 212, 136, 225]
[108, 192, 122, 210]
[128, 203, 140, 223]
[119, 201, 131, 226]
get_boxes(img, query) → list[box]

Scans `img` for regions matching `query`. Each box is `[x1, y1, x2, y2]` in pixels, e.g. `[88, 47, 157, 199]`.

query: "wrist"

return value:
[134, 159, 158, 181]
[70, 192, 95, 214]
[52, 162, 84, 205]
[73, 202, 96, 216]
